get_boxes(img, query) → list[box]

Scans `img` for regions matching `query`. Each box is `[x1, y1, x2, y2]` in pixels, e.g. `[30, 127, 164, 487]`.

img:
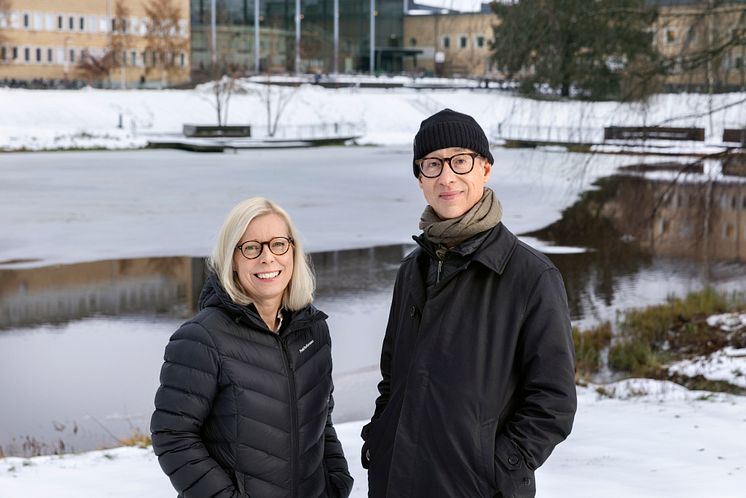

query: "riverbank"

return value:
[1, 83, 744, 152]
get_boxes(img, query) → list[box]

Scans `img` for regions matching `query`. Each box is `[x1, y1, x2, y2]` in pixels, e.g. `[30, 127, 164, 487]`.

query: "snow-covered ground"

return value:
[1, 83, 744, 151]
[1, 380, 744, 498]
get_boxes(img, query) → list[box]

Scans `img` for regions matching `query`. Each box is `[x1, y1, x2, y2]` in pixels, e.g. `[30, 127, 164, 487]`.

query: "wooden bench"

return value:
[604, 126, 705, 142]
[723, 129, 746, 145]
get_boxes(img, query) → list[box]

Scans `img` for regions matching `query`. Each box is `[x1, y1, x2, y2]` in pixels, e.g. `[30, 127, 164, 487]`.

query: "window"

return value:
[476, 36, 485, 48]
[658, 218, 669, 235]
[442, 36, 450, 49]
[36, 47, 41, 62]
[180, 53, 185, 66]
[24, 47, 30, 62]
[459, 36, 467, 49]
[47, 48, 53, 63]
[69, 16, 74, 31]
[79, 17, 85, 31]
[0, 47, 5, 61]
[723, 223, 735, 239]
[410, 37, 417, 47]
[12, 46, 18, 60]
[686, 27, 696, 44]
[665, 28, 676, 43]
[23, 13, 29, 28]
[58, 15, 63, 30]
[45, 14, 54, 31]
[69, 48, 75, 63]
[132, 50, 137, 66]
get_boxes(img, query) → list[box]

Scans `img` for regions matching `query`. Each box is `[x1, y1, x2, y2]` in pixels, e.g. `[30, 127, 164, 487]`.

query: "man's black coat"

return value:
[362, 223, 577, 498]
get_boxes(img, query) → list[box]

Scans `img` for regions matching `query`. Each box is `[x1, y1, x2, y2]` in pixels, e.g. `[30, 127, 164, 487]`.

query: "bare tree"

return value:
[143, 0, 188, 88]
[74, 0, 128, 85]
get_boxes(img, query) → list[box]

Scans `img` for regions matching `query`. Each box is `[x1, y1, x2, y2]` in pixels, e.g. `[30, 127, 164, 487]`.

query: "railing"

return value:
[249, 121, 365, 140]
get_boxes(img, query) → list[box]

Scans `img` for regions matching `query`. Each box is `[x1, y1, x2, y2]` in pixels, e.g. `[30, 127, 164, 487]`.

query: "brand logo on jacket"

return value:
[299, 340, 314, 353]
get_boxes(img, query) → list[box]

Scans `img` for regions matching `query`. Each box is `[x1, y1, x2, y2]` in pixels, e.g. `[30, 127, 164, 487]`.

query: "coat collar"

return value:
[470, 222, 518, 275]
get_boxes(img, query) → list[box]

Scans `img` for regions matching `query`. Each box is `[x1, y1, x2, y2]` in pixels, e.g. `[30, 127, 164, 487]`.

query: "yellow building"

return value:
[0, 0, 191, 87]
[653, 0, 746, 91]
[403, 11, 499, 78]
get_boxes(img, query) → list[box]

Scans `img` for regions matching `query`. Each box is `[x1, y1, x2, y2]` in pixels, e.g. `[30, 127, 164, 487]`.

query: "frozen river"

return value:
[2, 146, 745, 456]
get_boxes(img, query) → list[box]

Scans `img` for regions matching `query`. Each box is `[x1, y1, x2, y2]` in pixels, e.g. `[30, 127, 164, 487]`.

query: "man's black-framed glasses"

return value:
[416, 152, 481, 178]
[236, 237, 294, 260]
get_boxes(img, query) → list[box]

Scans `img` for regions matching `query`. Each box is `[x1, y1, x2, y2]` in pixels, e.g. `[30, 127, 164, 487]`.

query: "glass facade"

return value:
[190, 0, 405, 78]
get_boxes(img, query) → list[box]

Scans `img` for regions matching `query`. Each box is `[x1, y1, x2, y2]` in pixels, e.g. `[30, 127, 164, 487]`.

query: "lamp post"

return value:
[369, 0, 375, 74]
[254, 0, 260, 73]
[333, 0, 338, 74]
[294, 0, 301, 74]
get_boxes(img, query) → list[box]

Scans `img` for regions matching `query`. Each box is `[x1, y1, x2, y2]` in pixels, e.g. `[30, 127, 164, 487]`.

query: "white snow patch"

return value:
[668, 348, 746, 389]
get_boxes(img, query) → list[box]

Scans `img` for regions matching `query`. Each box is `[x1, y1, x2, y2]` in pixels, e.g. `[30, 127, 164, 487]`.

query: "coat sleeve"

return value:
[359, 270, 402, 468]
[495, 267, 577, 496]
[323, 389, 354, 498]
[150, 322, 238, 498]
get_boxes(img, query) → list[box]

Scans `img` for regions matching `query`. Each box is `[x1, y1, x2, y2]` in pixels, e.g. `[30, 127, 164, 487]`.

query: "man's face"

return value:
[417, 147, 492, 219]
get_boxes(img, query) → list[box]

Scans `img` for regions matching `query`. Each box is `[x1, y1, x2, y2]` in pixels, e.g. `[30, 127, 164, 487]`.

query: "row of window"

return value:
[658, 218, 746, 241]
[661, 192, 746, 210]
[0, 11, 188, 37]
[0, 45, 188, 68]
[408, 34, 487, 50]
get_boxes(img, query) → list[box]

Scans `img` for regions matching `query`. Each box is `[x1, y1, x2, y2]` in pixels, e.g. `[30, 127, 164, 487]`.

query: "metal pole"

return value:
[295, 0, 301, 74]
[254, 0, 260, 72]
[369, 0, 375, 74]
[211, 0, 217, 67]
[333, 0, 339, 74]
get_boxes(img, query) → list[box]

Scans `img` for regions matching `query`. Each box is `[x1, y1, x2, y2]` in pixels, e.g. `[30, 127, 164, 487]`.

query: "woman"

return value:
[151, 197, 353, 498]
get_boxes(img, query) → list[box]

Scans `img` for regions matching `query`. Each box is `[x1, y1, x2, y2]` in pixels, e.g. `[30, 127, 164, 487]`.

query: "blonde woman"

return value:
[151, 197, 352, 498]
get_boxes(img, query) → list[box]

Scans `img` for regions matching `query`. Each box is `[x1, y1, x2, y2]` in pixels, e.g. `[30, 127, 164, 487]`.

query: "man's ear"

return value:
[482, 160, 492, 181]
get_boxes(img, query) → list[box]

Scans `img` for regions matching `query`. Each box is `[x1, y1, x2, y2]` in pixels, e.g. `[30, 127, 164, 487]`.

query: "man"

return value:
[361, 109, 577, 498]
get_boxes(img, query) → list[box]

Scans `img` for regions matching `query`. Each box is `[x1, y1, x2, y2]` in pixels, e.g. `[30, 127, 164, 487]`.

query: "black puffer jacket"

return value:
[362, 223, 576, 498]
[151, 274, 353, 498]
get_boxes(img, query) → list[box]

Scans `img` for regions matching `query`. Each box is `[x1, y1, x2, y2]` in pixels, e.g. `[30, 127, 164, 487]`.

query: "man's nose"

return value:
[438, 160, 457, 183]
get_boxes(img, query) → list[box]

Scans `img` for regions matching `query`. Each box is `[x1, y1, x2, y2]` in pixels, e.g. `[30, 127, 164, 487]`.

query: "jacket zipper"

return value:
[436, 258, 443, 285]
[277, 336, 298, 498]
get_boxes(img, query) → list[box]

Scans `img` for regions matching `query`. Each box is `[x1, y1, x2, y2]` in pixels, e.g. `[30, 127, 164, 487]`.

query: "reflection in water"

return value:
[532, 163, 746, 326]
[0, 246, 411, 330]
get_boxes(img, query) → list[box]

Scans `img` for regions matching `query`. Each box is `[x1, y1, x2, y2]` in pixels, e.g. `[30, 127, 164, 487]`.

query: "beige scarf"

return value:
[419, 187, 503, 247]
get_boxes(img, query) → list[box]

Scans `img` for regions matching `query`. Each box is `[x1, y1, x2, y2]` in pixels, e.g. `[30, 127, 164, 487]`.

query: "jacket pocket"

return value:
[494, 436, 536, 498]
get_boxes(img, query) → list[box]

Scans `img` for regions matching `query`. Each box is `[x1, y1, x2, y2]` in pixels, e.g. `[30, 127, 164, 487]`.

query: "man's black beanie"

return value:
[412, 108, 494, 177]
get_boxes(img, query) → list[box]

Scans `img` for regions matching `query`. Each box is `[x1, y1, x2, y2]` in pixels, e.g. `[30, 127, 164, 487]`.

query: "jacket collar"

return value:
[198, 272, 326, 334]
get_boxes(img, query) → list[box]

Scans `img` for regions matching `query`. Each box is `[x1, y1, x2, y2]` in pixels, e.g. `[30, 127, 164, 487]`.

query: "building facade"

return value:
[403, 10, 498, 77]
[0, 0, 191, 87]
[190, 0, 407, 78]
[651, 0, 746, 91]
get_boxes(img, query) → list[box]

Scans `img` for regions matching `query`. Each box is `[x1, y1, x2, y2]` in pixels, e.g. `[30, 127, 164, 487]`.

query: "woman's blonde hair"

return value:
[208, 197, 315, 310]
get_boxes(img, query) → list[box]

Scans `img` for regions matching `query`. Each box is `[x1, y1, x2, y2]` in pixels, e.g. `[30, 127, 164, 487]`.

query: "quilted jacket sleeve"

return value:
[323, 390, 354, 498]
[150, 322, 238, 498]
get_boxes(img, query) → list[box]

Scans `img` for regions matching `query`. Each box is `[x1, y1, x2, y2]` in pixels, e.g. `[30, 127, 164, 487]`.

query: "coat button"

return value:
[508, 455, 519, 466]
[409, 305, 417, 317]
[522, 477, 532, 486]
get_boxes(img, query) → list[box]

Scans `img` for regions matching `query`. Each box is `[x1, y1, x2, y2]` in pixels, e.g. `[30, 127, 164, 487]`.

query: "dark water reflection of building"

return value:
[0, 246, 409, 330]
[532, 161, 746, 322]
